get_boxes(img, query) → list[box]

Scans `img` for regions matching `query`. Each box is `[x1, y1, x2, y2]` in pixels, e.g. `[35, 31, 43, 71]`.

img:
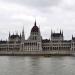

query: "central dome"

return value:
[31, 25, 39, 32]
[31, 21, 39, 32]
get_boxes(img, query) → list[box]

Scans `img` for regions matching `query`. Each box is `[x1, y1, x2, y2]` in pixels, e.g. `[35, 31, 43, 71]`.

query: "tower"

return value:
[28, 20, 42, 51]
[21, 26, 25, 42]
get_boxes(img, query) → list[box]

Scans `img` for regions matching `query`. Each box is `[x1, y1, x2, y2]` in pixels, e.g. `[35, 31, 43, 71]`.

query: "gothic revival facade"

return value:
[0, 21, 75, 55]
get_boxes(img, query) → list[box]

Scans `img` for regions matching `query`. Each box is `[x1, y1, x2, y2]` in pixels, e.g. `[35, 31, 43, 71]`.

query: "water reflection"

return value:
[0, 56, 75, 75]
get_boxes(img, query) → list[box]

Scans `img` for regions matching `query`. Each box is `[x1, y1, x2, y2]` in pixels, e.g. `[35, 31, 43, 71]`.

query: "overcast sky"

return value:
[0, 0, 75, 40]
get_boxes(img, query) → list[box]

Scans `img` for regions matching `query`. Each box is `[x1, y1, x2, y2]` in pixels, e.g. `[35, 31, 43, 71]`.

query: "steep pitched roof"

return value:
[10, 35, 20, 39]
[51, 33, 62, 37]
[42, 39, 50, 43]
[0, 41, 7, 44]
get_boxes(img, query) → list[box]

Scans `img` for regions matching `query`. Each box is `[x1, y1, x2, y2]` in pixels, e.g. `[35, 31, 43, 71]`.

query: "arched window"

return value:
[35, 36, 37, 40]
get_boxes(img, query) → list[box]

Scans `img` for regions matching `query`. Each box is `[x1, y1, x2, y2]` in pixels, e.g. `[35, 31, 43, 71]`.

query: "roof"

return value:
[72, 37, 75, 41]
[63, 40, 71, 43]
[51, 33, 63, 37]
[0, 41, 7, 44]
[42, 39, 50, 43]
[10, 35, 20, 39]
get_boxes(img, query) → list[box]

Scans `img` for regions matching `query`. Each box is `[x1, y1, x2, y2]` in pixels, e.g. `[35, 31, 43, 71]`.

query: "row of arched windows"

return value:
[24, 42, 37, 46]
[43, 47, 70, 50]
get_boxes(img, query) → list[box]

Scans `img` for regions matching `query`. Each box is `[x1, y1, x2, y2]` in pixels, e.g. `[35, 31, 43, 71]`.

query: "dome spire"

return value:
[31, 20, 39, 32]
[34, 20, 36, 26]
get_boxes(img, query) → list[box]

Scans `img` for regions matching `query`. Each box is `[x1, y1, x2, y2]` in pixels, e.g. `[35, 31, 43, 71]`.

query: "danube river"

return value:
[0, 56, 75, 75]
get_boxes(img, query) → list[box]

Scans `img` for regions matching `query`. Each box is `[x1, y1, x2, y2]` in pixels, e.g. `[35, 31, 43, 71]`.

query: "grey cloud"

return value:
[1, 0, 62, 14]
[64, 6, 75, 11]
[2, 0, 61, 8]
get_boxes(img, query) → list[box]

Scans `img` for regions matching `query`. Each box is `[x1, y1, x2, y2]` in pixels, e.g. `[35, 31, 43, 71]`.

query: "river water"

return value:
[0, 56, 75, 75]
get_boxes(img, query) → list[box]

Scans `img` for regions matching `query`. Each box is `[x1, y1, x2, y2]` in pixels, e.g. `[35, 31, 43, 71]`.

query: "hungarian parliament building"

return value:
[0, 21, 75, 55]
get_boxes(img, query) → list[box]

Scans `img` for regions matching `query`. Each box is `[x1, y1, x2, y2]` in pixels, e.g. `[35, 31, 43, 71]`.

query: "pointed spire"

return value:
[9, 31, 10, 38]
[51, 29, 52, 33]
[51, 29, 52, 35]
[60, 29, 61, 34]
[72, 35, 73, 39]
[34, 20, 36, 26]
[22, 26, 24, 36]
[62, 30, 63, 36]
[20, 33, 21, 38]
[21, 26, 25, 42]
[22, 26, 24, 33]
